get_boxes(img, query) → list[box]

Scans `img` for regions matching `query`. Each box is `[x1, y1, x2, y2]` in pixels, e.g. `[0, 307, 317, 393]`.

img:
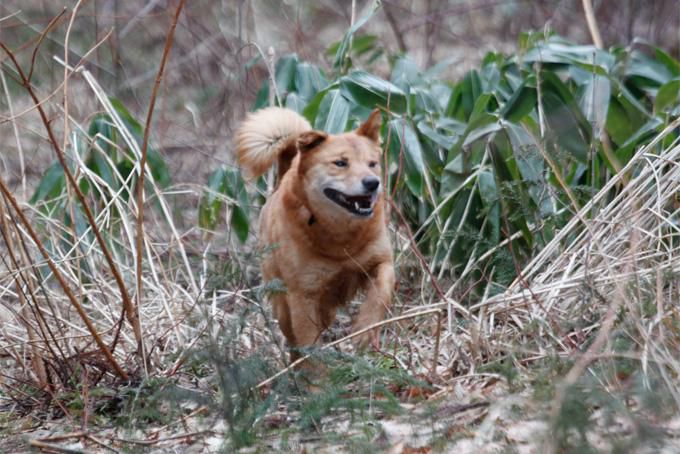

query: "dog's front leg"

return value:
[353, 262, 395, 349]
[286, 293, 333, 361]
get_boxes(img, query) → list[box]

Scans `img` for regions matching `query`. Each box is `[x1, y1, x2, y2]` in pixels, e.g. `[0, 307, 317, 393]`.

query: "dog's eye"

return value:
[334, 159, 348, 168]
[368, 161, 378, 168]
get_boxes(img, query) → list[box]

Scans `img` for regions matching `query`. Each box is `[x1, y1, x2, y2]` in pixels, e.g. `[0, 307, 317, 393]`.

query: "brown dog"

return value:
[236, 107, 394, 360]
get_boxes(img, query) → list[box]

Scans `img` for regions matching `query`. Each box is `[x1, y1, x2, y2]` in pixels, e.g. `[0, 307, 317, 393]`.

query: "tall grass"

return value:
[0, 1, 679, 452]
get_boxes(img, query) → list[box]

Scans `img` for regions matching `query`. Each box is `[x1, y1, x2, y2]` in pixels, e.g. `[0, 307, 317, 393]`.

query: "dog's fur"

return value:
[237, 107, 394, 359]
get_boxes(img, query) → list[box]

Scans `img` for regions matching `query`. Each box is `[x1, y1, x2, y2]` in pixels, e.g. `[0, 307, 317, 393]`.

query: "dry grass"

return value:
[1, 1, 680, 452]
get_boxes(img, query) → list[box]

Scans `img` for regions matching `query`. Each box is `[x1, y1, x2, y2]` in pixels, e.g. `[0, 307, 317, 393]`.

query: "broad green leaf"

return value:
[351, 34, 379, 56]
[147, 149, 171, 188]
[224, 168, 250, 243]
[274, 54, 299, 95]
[605, 97, 632, 146]
[578, 73, 611, 136]
[655, 78, 680, 114]
[391, 56, 422, 92]
[340, 71, 407, 113]
[416, 119, 462, 150]
[253, 81, 270, 110]
[294, 62, 328, 100]
[302, 85, 336, 123]
[477, 169, 500, 244]
[462, 122, 502, 148]
[109, 97, 143, 136]
[87, 115, 118, 191]
[655, 47, 680, 77]
[198, 167, 250, 243]
[108, 97, 171, 188]
[314, 89, 350, 134]
[198, 167, 227, 231]
[625, 50, 673, 86]
[285, 92, 306, 113]
[88, 114, 116, 156]
[504, 122, 555, 216]
[333, 0, 381, 71]
[456, 70, 483, 119]
[616, 117, 663, 162]
[500, 82, 537, 122]
[541, 90, 589, 163]
[388, 119, 425, 194]
[522, 38, 614, 70]
[30, 162, 65, 204]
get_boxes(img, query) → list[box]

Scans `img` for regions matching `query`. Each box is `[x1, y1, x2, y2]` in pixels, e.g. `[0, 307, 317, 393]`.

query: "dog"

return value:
[236, 107, 394, 361]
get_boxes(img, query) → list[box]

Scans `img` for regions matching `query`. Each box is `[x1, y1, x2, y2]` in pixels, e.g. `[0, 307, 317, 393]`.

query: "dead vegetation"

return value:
[1, 1, 680, 452]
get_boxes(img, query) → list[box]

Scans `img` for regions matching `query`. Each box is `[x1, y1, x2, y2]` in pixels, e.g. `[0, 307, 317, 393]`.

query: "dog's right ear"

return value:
[297, 130, 328, 153]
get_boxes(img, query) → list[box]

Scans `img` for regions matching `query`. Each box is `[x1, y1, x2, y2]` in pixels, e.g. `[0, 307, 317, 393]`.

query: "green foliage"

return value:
[30, 97, 171, 223]
[226, 32, 680, 297]
[94, 376, 200, 428]
[198, 166, 250, 243]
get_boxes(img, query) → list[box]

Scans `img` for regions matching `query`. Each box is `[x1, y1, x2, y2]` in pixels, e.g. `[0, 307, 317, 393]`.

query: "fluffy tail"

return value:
[236, 107, 311, 178]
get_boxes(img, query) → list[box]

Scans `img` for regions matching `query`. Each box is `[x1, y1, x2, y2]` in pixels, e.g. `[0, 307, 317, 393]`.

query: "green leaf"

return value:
[541, 90, 589, 163]
[109, 97, 143, 136]
[285, 92, 306, 113]
[87, 114, 116, 156]
[578, 73, 611, 136]
[30, 162, 65, 204]
[655, 78, 680, 114]
[146, 149, 171, 188]
[294, 62, 328, 100]
[522, 38, 615, 70]
[605, 97, 632, 146]
[253, 81, 270, 110]
[199, 167, 227, 231]
[655, 47, 680, 78]
[108, 97, 171, 189]
[340, 71, 407, 113]
[198, 167, 250, 243]
[625, 50, 673, 86]
[477, 169, 500, 244]
[616, 117, 663, 162]
[314, 89, 350, 134]
[87, 115, 118, 191]
[500, 81, 537, 122]
[446, 70, 482, 119]
[416, 118, 463, 150]
[391, 56, 422, 92]
[388, 119, 425, 194]
[503, 122, 548, 205]
[274, 54, 299, 95]
[333, 0, 381, 71]
[462, 121, 502, 148]
[224, 168, 250, 243]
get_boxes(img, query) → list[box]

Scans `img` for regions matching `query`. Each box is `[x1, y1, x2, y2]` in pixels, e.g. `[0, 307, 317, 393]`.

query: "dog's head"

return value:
[297, 109, 383, 220]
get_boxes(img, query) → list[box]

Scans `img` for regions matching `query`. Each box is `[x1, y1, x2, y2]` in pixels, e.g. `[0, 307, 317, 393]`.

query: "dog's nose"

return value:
[362, 176, 380, 192]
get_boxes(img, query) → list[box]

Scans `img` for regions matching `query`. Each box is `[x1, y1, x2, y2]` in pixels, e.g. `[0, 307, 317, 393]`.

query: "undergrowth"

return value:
[1, 1, 679, 452]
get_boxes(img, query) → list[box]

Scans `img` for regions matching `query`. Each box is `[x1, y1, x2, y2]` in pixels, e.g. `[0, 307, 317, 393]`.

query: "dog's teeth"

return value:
[354, 201, 360, 211]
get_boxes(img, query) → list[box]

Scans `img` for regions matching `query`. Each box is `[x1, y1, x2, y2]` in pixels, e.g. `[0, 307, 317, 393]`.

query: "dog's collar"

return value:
[308, 215, 316, 226]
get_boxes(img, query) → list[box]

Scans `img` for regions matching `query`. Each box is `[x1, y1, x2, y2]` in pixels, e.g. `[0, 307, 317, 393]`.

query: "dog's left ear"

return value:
[356, 109, 382, 143]
[297, 130, 328, 153]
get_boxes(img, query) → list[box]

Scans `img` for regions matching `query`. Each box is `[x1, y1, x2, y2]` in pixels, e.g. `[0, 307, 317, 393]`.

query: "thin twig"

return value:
[135, 0, 186, 375]
[0, 42, 141, 368]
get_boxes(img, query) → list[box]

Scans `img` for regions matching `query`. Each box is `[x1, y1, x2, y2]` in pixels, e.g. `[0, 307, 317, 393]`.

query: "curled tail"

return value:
[236, 107, 311, 178]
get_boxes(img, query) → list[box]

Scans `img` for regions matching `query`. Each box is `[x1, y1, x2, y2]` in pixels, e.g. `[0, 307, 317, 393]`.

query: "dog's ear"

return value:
[356, 109, 381, 143]
[297, 131, 328, 153]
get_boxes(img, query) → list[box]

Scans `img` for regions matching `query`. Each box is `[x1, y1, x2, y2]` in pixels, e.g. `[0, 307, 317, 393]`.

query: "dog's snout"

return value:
[362, 176, 380, 192]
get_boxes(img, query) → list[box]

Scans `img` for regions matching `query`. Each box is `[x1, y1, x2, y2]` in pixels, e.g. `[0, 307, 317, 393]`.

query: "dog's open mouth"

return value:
[323, 188, 376, 217]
